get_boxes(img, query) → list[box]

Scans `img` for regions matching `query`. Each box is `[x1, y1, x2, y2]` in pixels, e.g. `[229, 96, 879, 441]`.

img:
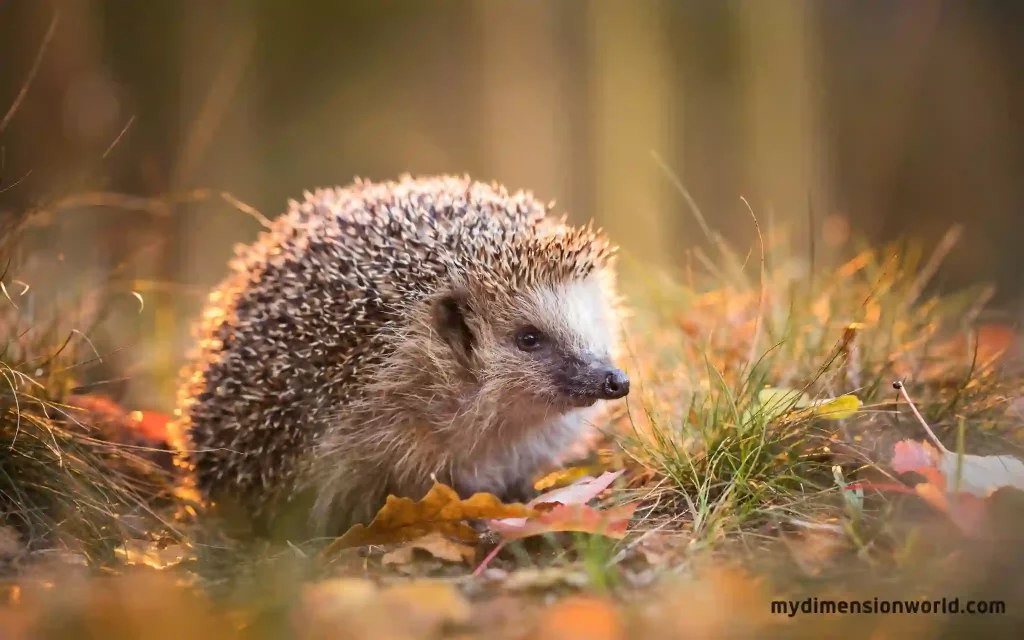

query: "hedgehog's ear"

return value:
[433, 290, 475, 368]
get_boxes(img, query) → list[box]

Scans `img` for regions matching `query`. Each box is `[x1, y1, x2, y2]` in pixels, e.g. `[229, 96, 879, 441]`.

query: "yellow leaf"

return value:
[810, 394, 861, 420]
[534, 466, 598, 491]
[323, 483, 534, 555]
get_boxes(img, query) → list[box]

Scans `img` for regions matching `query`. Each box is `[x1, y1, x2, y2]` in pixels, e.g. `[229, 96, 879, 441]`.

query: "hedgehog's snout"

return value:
[600, 368, 630, 400]
[555, 356, 630, 405]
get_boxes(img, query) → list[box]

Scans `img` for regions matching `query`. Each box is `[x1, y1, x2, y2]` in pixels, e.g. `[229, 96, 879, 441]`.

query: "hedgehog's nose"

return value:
[600, 368, 630, 400]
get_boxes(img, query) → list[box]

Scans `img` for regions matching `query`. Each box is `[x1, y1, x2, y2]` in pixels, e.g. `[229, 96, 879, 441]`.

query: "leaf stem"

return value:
[472, 540, 506, 577]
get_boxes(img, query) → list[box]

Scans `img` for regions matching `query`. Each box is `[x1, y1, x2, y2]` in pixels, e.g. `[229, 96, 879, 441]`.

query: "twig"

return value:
[893, 381, 948, 454]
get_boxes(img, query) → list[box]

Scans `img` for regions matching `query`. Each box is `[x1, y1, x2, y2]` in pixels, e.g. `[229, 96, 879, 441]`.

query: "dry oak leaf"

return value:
[381, 531, 476, 566]
[323, 483, 534, 554]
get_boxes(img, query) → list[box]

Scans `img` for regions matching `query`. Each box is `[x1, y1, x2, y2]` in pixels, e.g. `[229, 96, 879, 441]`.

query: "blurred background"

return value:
[1, 0, 1021, 410]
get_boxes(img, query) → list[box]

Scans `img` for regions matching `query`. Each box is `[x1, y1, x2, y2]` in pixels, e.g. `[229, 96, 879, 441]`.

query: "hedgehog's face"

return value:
[433, 270, 629, 412]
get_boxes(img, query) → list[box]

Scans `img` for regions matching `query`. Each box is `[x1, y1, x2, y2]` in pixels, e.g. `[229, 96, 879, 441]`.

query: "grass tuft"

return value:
[613, 185, 1023, 551]
[1, 213, 177, 568]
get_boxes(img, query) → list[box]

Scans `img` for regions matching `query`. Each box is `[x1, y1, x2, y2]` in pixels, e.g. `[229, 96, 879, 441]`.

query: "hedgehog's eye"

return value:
[514, 326, 545, 352]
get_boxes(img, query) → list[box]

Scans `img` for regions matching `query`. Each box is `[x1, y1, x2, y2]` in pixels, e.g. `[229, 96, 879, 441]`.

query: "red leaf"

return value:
[891, 440, 939, 474]
[885, 439, 999, 538]
[891, 440, 946, 489]
[473, 472, 635, 576]
[529, 470, 624, 509]
[488, 502, 640, 540]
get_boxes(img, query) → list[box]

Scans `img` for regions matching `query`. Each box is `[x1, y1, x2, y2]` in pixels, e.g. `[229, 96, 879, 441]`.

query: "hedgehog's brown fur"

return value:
[168, 174, 628, 538]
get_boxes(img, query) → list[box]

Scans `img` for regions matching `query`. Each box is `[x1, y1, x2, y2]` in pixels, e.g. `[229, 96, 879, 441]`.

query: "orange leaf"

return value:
[131, 411, 172, 444]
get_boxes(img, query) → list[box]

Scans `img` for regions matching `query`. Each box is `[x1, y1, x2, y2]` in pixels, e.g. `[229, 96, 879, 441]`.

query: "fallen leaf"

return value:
[891, 440, 946, 487]
[529, 470, 624, 508]
[130, 410, 173, 444]
[380, 532, 476, 566]
[66, 395, 169, 446]
[892, 439, 1024, 497]
[892, 439, 940, 474]
[485, 470, 633, 540]
[488, 502, 640, 540]
[754, 388, 861, 423]
[885, 439, 1024, 538]
[534, 466, 599, 491]
[473, 471, 637, 575]
[809, 394, 861, 420]
[937, 452, 1024, 497]
[324, 484, 533, 554]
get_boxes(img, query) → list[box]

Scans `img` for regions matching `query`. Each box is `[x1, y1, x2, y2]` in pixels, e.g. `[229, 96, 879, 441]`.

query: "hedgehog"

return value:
[168, 174, 631, 538]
